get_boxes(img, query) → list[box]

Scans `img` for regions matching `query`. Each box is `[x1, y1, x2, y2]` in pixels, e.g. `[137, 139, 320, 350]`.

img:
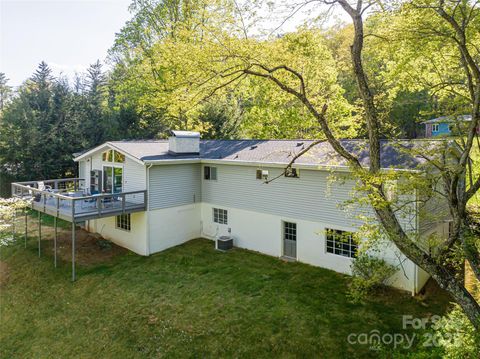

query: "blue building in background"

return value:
[422, 115, 478, 137]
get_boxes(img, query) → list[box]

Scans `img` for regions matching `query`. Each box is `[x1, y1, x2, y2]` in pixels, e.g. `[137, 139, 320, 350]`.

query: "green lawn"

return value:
[0, 233, 451, 358]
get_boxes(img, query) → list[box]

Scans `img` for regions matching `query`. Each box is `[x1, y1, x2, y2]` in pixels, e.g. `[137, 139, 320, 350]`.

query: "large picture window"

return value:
[326, 229, 357, 258]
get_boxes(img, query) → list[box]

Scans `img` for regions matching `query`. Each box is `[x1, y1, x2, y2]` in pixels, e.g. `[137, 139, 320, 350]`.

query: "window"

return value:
[213, 208, 228, 224]
[284, 221, 297, 241]
[116, 214, 131, 231]
[326, 229, 357, 258]
[102, 149, 125, 163]
[285, 167, 299, 178]
[256, 169, 269, 180]
[114, 151, 125, 163]
[204, 166, 217, 180]
[102, 150, 113, 162]
[432, 124, 439, 132]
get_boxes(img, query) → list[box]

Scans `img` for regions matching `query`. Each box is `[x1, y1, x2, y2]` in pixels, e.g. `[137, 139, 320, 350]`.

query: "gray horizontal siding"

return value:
[418, 188, 450, 234]
[149, 164, 201, 210]
[201, 164, 417, 232]
[201, 165, 372, 228]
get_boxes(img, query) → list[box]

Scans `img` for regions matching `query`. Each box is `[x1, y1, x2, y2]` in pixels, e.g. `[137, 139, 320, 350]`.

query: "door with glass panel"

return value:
[283, 221, 297, 258]
[103, 166, 123, 193]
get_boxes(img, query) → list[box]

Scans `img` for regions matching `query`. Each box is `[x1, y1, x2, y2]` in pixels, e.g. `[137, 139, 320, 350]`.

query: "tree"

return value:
[83, 60, 108, 147]
[0, 73, 12, 113]
[170, 0, 480, 328]
[0, 62, 83, 180]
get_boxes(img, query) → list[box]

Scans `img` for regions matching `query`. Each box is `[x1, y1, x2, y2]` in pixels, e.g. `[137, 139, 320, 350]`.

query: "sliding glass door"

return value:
[103, 166, 123, 193]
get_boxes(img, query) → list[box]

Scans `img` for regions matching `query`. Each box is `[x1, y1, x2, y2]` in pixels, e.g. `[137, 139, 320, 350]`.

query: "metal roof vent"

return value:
[168, 130, 200, 155]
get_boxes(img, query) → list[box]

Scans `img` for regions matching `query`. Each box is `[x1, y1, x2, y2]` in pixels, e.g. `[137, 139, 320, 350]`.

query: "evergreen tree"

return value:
[0, 73, 12, 112]
[83, 60, 109, 147]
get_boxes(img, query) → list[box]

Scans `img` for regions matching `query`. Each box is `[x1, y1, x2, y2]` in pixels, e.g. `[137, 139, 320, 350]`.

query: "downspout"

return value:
[146, 163, 153, 256]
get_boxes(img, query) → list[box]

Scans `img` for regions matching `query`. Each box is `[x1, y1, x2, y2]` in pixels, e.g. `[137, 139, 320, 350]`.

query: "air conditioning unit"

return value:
[216, 235, 233, 251]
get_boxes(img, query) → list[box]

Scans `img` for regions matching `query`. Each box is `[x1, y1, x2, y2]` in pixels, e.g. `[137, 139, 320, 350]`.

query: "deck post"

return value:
[54, 216, 57, 268]
[71, 221, 76, 282]
[12, 207, 16, 241]
[24, 208, 27, 248]
[38, 211, 41, 257]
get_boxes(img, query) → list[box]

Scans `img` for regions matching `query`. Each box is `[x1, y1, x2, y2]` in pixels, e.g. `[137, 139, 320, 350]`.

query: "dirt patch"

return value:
[42, 228, 128, 266]
[27, 224, 128, 266]
[0, 261, 9, 287]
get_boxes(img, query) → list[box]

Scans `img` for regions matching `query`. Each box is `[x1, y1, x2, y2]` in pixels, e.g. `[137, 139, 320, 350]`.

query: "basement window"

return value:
[326, 229, 357, 258]
[285, 167, 299, 178]
[204, 166, 217, 180]
[213, 208, 228, 225]
[116, 214, 131, 231]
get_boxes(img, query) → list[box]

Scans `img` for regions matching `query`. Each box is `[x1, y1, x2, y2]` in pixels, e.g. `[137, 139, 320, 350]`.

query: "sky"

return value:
[0, 0, 132, 86]
[0, 0, 349, 87]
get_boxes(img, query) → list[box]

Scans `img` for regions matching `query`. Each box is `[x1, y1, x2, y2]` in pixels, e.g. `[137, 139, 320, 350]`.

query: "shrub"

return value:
[431, 304, 480, 359]
[97, 239, 113, 250]
[348, 254, 397, 303]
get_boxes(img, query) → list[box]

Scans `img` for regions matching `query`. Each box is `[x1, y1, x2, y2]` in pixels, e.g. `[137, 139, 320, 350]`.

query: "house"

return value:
[12, 131, 453, 294]
[422, 115, 480, 137]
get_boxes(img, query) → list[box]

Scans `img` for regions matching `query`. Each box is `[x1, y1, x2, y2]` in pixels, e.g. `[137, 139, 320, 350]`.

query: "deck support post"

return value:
[38, 211, 41, 257]
[12, 208, 16, 241]
[54, 216, 57, 268]
[72, 221, 76, 282]
[24, 208, 27, 248]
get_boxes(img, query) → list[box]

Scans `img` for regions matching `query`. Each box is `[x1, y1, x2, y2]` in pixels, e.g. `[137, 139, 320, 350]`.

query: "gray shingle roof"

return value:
[105, 139, 445, 170]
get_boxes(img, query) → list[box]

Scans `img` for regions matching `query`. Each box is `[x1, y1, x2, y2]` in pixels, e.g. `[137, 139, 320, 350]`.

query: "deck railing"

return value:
[11, 178, 147, 221]
[12, 177, 85, 193]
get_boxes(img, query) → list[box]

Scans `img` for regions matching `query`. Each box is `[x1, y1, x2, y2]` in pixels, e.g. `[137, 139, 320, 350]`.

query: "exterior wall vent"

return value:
[168, 130, 200, 155]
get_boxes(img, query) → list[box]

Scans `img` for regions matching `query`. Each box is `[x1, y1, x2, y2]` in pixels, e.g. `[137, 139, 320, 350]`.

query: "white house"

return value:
[13, 131, 452, 294]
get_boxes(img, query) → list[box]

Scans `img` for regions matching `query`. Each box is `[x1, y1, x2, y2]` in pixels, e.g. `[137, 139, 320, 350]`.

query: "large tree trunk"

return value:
[335, 0, 480, 329]
[374, 206, 480, 329]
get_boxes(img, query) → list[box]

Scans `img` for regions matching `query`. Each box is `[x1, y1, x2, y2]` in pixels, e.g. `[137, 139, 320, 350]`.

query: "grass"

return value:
[0, 234, 452, 358]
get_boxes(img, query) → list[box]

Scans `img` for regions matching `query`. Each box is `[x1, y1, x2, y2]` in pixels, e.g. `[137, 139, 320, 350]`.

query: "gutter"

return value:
[142, 158, 422, 173]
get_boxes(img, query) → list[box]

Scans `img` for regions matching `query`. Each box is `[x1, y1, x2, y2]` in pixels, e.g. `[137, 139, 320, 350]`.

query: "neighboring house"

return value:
[12, 131, 454, 294]
[422, 115, 480, 137]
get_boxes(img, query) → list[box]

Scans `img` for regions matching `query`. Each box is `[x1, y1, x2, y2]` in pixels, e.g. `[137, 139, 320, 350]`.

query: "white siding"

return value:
[149, 204, 201, 253]
[200, 203, 417, 293]
[123, 157, 146, 204]
[123, 157, 146, 192]
[78, 160, 87, 191]
[149, 164, 201, 210]
[89, 212, 148, 255]
[86, 152, 146, 195]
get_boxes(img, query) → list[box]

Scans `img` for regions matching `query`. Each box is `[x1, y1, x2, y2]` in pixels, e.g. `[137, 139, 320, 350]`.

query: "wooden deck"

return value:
[12, 178, 147, 222]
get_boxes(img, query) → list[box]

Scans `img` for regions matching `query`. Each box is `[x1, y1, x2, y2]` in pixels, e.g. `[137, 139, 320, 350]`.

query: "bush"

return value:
[348, 254, 397, 303]
[97, 239, 113, 250]
[431, 304, 480, 359]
